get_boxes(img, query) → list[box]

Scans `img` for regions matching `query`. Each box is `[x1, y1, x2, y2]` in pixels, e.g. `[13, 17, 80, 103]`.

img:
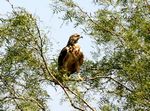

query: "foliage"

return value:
[0, 0, 150, 111]
[50, 0, 150, 110]
[0, 8, 50, 111]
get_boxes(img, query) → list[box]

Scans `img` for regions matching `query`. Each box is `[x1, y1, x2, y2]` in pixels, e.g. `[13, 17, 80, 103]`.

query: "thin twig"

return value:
[75, 5, 119, 36]
[68, 75, 133, 93]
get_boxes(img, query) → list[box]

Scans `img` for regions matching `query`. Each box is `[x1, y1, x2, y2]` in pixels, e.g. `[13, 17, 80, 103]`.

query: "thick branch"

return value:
[64, 86, 96, 111]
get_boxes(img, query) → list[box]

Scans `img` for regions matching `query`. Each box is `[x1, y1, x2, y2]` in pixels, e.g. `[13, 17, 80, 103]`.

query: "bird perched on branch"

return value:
[58, 33, 84, 80]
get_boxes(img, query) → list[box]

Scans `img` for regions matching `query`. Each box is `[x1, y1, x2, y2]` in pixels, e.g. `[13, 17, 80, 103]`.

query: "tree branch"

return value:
[68, 75, 133, 93]
[75, 4, 119, 36]
[61, 84, 85, 111]
[64, 86, 96, 111]
[34, 23, 96, 111]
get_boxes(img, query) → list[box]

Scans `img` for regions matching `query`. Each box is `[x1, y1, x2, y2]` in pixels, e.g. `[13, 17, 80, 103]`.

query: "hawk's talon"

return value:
[78, 73, 84, 81]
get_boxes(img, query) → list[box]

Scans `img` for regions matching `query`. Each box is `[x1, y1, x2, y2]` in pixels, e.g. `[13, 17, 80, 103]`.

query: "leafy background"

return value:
[0, 0, 150, 111]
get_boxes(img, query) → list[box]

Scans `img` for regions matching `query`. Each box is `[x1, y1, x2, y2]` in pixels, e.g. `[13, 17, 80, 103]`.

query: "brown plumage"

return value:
[58, 33, 84, 77]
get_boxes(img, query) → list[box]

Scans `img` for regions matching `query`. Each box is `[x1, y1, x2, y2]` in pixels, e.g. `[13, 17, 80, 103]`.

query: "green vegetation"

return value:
[0, 0, 150, 111]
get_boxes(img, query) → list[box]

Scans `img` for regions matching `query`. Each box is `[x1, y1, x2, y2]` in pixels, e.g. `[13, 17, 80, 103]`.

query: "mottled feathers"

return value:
[58, 33, 84, 76]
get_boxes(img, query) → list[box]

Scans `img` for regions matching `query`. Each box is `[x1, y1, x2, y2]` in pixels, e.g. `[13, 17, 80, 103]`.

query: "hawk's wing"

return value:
[79, 51, 84, 66]
[58, 47, 68, 70]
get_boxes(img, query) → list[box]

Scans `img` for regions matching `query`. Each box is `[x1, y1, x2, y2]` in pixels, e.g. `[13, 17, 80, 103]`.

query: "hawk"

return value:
[58, 33, 84, 79]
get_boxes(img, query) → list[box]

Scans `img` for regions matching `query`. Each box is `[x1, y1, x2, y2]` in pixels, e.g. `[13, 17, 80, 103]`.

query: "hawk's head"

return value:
[67, 33, 83, 46]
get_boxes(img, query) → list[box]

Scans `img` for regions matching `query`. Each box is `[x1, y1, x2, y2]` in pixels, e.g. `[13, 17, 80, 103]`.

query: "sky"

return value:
[0, 0, 97, 110]
[0, 0, 95, 59]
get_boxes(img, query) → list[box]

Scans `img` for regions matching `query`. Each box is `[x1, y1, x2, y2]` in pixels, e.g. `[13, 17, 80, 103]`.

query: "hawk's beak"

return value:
[80, 36, 83, 38]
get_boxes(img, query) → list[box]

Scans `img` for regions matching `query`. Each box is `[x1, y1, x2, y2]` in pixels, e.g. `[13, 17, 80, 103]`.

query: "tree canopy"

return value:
[0, 0, 150, 111]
